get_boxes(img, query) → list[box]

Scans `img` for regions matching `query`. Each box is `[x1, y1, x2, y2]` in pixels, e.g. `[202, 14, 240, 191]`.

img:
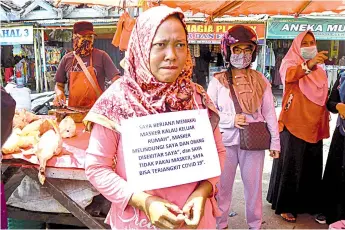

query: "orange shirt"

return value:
[279, 64, 330, 143]
[112, 12, 136, 51]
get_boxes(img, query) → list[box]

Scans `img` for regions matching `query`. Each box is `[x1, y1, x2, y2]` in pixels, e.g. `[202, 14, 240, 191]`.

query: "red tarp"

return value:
[54, 0, 141, 7]
[149, 1, 345, 19]
[55, 0, 345, 19]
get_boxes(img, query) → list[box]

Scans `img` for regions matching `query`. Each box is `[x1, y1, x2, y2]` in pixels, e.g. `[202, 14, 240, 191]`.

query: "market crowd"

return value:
[1, 5, 345, 230]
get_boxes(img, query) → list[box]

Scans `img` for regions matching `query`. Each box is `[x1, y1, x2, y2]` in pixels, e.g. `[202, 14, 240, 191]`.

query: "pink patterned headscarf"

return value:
[84, 6, 218, 132]
[280, 30, 328, 106]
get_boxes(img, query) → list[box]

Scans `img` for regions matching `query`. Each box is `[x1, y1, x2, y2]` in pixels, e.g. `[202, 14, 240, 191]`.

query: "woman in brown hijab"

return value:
[207, 25, 280, 229]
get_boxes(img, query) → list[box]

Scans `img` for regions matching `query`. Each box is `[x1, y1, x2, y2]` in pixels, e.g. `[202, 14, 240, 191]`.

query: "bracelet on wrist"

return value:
[301, 61, 312, 74]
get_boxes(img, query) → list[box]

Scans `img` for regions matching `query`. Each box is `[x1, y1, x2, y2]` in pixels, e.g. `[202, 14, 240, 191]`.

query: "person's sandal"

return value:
[315, 214, 327, 224]
[280, 213, 296, 223]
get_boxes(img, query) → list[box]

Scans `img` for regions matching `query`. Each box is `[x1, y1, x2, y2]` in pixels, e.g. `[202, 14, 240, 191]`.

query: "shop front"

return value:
[266, 17, 345, 89]
[41, 24, 123, 91]
[186, 23, 266, 89]
[24, 19, 123, 92]
[0, 26, 35, 87]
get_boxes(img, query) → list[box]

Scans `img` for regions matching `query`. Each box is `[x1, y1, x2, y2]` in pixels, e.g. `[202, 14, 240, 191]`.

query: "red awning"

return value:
[55, 0, 345, 19]
[147, 0, 345, 19]
[54, 0, 141, 7]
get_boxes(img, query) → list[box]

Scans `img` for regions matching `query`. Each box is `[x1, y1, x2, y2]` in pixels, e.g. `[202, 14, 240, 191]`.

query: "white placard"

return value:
[121, 109, 221, 192]
[0, 26, 34, 45]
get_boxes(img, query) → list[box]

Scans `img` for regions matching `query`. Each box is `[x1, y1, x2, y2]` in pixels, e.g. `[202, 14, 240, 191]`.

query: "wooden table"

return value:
[2, 156, 110, 228]
[2, 120, 112, 228]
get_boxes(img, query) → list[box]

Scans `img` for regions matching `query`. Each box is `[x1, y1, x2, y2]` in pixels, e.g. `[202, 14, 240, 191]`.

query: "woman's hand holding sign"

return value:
[144, 197, 185, 229]
[182, 180, 212, 229]
[129, 192, 185, 229]
[129, 181, 212, 229]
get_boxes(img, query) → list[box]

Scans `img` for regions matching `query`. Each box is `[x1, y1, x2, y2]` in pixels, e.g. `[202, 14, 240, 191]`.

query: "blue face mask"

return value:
[300, 46, 318, 60]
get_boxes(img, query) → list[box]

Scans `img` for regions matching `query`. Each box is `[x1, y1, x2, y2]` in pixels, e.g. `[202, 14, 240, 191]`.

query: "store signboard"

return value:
[0, 26, 34, 45]
[267, 18, 345, 40]
[186, 23, 266, 44]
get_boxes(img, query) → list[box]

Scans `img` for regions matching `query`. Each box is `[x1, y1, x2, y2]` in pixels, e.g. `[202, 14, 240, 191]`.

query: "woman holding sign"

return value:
[83, 6, 226, 229]
[207, 25, 281, 229]
[267, 31, 330, 223]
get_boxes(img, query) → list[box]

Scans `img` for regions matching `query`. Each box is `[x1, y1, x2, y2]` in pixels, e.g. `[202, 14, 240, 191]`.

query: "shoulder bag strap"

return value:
[73, 51, 101, 97]
[226, 71, 242, 114]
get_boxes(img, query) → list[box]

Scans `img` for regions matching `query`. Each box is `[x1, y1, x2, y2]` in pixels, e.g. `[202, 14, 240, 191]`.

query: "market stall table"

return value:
[2, 123, 110, 229]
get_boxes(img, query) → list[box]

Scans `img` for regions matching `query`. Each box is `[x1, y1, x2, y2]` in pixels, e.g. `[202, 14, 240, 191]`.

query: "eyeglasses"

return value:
[233, 47, 253, 54]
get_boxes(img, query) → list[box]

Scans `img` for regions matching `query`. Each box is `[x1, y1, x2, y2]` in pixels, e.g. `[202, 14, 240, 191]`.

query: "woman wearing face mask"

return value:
[207, 25, 280, 229]
[267, 31, 329, 223]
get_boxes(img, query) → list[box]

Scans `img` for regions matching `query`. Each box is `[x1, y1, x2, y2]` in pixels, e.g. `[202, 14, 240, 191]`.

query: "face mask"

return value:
[73, 34, 94, 57]
[300, 46, 317, 60]
[230, 53, 252, 69]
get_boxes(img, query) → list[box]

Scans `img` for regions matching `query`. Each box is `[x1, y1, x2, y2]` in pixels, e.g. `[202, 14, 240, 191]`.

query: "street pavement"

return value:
[226, 90, 335, 229]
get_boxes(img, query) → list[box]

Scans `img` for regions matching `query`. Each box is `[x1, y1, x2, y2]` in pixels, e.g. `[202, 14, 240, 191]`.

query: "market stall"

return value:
[54, 0, 345, 89]
[0, 26, 36, 88]
[2, 111, 110, 228]
[38, 22, 124, 90]
[1, 3, 134, 227]
[142, 0, 344, 89]
[4, 0, 344, 228]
